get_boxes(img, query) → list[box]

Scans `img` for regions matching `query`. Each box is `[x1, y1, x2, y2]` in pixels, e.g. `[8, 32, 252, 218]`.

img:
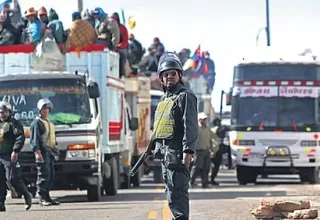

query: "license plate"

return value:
[250, 153, 261, 158]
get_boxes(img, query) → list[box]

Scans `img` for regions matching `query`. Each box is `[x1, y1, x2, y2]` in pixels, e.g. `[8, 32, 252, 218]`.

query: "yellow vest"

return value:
[38, 117, 56, 148]
[153, 96, 177, 140]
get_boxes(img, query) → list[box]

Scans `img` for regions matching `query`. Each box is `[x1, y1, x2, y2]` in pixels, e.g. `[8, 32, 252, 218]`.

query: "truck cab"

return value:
[0, 44, 138, 201]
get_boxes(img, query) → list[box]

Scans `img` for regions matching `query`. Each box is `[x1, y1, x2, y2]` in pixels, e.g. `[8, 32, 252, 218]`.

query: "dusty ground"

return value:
[1, 170, 320, 220]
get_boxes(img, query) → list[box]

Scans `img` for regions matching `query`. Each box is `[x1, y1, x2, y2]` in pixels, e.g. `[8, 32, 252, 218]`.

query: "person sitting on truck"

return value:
[47, 8, 64, 44]
[37, 7, 49, 26]
[0, 14, 20, 45]
[81, 9, 95, 28]
[128, 33, 144, 66]
[30, 98, 60, 206]
[24, 7, 41, 45]
[92, 7, 120, 51]
[63, 13, 97, 52]
[139, 45, 158, 72]
[111, 12, 128, 77]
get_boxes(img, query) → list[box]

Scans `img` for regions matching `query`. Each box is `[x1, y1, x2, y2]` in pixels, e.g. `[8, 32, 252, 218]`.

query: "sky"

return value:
[18, 0, 320, 111]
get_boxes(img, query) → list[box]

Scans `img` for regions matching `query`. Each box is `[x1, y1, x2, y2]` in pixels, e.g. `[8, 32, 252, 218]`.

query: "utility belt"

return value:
[162, 140, 185, 171]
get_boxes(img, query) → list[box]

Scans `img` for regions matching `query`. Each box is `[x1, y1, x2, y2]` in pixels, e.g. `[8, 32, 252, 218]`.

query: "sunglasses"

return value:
[162, 71, 177, 78]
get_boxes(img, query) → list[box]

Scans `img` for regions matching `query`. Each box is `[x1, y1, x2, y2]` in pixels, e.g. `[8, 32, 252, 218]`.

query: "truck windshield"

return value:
[234, 64, 320, 81]
[0, 78, 91, 126]
[150, 95, 161, 129]
[232, 96, 317, 130]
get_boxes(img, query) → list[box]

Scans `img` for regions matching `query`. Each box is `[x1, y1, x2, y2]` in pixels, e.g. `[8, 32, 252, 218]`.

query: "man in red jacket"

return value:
[111, 12, 128, 77]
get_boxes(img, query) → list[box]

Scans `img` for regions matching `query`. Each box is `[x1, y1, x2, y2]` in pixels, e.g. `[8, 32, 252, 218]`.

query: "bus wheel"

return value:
[236, 166, 257, 185]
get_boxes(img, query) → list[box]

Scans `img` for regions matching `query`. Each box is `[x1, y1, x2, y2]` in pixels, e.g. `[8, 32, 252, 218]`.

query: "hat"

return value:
[25, 7, 37, 16]
[198, 112, 208, 120]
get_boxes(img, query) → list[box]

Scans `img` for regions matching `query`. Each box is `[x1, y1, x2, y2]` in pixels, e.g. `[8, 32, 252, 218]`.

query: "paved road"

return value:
[2, 169, 320, 220]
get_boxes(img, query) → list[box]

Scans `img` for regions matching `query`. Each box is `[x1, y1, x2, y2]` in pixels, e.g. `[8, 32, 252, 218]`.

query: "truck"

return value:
[0, 44, 138, 201]
[124, 76, 151, 187]
[225, 49, 320, 185]
[148, 89, 164, 183]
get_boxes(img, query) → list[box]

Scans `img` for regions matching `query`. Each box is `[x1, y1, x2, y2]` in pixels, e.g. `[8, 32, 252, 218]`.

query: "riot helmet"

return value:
[157, 52, 183, 76]
[37, 98, 53, 112]
[0, 101, 12, 113]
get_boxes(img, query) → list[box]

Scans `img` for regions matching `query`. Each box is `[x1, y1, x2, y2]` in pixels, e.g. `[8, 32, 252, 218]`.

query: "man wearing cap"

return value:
[0, 101, 32, 212]
[24, 7, 41, 44]
[190, 112, 213, 188]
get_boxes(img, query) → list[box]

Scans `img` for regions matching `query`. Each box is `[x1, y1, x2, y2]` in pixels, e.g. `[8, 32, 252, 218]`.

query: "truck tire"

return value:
[300, 168, 319, 184]
[87, 184, 101, 201]
[236, 166, 257, 185]
[103, 157, 118, 196]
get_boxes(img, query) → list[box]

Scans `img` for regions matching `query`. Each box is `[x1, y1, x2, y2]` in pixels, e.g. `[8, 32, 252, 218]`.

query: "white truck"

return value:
[147, 89, 164, 183]
[226, 50, 320, 185]
[124, 76, 151, 187]
[0, 44, 138, 201]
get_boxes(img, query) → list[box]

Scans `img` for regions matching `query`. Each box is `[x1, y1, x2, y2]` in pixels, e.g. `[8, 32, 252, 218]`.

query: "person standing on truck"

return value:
[0, 101, 32, 212]
[30, 98, 60, 206]
[153, 52, 198, 220]
[190, 112, 212, 188]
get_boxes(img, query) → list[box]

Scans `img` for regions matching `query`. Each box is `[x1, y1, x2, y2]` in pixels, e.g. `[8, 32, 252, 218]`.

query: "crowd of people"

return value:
[0, 4, 215, 91]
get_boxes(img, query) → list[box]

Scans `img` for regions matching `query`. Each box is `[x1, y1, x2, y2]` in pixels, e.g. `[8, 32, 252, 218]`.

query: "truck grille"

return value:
[258, 139, 298, 146]
[20, 151, 67, 163]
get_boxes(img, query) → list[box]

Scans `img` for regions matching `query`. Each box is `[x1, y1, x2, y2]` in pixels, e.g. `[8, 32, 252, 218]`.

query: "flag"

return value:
[183, 44, 201, 71]
[128, 15, 136, 30]
[120, 8, 126, 25]
[195, 52, 208, 74]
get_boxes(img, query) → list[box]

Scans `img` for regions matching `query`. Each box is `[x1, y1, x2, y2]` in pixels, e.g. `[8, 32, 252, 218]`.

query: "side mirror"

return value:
[88, 81, 100, 99]
[129, 117, 138, 130]
[225, 87, 232, 106]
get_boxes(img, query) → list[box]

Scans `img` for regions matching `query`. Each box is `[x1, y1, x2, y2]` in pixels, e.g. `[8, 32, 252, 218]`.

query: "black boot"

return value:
[46, 192, 60, 205]
[0, 202, 6, 212]
[18, 183, 32, 210]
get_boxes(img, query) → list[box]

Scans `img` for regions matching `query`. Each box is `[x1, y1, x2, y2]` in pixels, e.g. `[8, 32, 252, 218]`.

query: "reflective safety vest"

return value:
[38, 117, 56, 148]
[153, 95, 178, 140]
[0, 122, 12, 154]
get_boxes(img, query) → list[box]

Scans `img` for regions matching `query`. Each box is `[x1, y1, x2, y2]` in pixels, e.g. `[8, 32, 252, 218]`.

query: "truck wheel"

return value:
[236, 166, 257, 185]
[87, 184, 101, 201]
[103, 157, 118, 196]
[300, 168, 320, 184]
[130, 166, 142, 187]
[153, 167, 163, 183]
[120, 172, 130, 189]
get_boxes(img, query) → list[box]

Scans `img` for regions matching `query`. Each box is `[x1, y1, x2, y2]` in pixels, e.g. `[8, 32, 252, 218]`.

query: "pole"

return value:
[266, 0, 271, 46]
[77, 0, 83, 12]
[219, 90, 224, 118]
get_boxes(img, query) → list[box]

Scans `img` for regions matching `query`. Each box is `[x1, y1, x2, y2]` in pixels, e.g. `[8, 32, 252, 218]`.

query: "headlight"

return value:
[66, 143, 95, 160]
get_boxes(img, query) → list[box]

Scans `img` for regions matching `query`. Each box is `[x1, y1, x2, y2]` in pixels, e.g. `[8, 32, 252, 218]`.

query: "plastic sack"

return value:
[31, 32, 64, 71]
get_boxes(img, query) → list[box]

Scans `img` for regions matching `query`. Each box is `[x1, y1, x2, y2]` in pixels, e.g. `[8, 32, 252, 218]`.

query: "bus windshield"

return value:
[0, 78, 91, 126]
[234, 64, 320, 81]
[232, 86, 318, 131]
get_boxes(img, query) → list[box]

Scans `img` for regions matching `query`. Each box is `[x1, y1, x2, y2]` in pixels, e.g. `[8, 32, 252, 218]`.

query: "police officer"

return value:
[190, 112, 213, 188]
[153, 52, 198, 220]
[0, 101, 32, 211]
[30, 98, 60, 206]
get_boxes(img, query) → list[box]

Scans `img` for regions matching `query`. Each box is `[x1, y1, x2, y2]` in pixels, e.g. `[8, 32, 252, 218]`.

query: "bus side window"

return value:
[94, 99, 99, 118]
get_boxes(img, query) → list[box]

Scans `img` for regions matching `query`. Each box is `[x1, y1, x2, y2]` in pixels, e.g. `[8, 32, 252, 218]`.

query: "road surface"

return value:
[2, 169, 320, 220]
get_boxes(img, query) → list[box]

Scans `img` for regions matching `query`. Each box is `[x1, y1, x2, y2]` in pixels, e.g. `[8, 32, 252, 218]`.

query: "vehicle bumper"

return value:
[20, 161, 99, 188]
